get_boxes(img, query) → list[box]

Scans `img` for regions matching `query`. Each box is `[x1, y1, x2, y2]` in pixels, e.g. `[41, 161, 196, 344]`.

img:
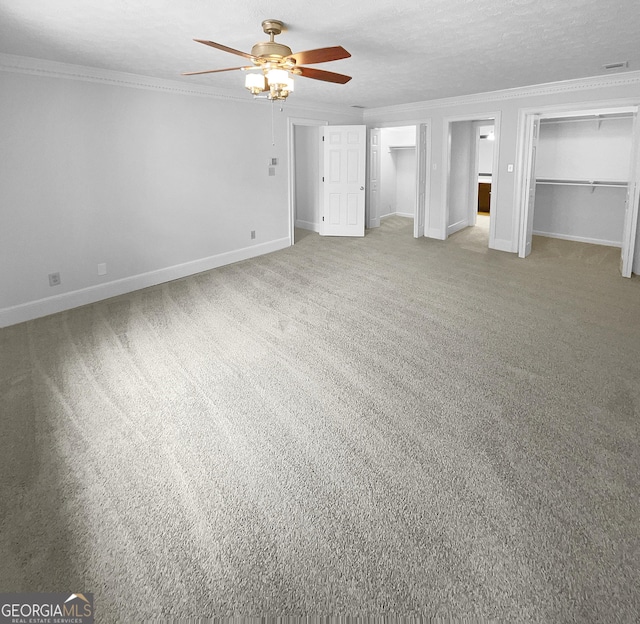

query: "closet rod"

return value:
[536, 179, 628, 189]
[540, 113, 634, 125]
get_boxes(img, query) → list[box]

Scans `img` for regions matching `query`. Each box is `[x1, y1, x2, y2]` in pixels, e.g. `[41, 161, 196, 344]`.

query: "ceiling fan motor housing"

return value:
[251, 41, 293, 61]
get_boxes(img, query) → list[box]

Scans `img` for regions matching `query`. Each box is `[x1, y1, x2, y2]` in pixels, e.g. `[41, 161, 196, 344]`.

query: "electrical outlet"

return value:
[251, 230, 256, 240]
[98, 263, 107, 276]
[48, 272, 61, 286]
[270, 157, 278, 166]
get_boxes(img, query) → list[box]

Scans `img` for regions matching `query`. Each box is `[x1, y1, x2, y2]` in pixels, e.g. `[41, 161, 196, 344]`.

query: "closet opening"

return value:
[287, 118, 327, 244]
[517, 105, 640, 277]
[380, 126, 416, 233]
[368, 122, 431, 238]
[443, 114, 500, 248]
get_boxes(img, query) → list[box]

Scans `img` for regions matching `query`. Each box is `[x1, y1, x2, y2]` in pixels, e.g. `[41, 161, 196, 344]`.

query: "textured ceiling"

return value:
[0, 0, 638, 109]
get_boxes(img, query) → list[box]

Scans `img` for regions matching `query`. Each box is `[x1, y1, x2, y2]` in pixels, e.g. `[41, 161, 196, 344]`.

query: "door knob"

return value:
[360, 186, 365, 190]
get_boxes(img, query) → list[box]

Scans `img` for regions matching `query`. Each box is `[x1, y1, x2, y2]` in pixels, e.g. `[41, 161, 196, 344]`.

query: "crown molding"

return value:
[364, 71, 640, 119]
[0, 52, 359, 117]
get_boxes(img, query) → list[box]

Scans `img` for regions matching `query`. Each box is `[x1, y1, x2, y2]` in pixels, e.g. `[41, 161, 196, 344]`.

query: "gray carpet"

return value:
[1, 216, 639, 622]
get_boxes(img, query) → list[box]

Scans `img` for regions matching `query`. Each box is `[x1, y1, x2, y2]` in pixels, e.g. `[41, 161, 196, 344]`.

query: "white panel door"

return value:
[321, 125, 366, 237]
[520, 116, 540, 258]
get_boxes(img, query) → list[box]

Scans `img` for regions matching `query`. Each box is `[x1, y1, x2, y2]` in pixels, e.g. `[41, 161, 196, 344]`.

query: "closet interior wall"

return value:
[533, 114, 634, 247]
[379, 126, 417, 219]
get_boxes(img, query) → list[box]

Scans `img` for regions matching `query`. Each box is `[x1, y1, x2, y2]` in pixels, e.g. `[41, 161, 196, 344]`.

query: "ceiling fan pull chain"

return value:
[271, 98, 276, 147]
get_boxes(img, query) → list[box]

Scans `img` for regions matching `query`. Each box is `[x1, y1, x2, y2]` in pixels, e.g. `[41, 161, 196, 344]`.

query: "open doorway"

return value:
[474, 123, 496, 240]
[287, 118, 327, 244]
[368, 122, 431, 238]
[443, 114, 500, 247]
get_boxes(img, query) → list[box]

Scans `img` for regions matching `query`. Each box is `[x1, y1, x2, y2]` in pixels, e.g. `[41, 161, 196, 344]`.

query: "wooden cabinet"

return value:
[478, 182, 491, 213]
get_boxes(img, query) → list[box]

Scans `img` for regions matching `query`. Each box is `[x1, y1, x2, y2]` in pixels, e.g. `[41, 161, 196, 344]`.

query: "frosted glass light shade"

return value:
[284, 76, 295, 92]
[267, 69, 288, 86]
[245, 73, 265, 92]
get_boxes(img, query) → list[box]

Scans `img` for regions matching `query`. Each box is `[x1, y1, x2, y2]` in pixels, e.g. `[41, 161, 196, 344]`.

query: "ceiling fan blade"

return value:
[194, 39, 257, 61]
[182, 66, 249, 76]
[296, 66, 352, 84]
[287, 46, 351, 65]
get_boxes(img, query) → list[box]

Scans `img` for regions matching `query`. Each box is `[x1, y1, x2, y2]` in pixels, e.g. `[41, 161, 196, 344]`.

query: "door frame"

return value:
[513, 99, 640, 274]
[442, 112, 501, 248]
[470, 123, 482, 228]
[287, 117, 328, 245]
[367, 120, 432, 238]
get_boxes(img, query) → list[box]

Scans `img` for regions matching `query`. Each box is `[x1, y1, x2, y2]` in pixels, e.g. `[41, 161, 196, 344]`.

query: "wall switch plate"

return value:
[507, 164, 514, 172]
[268, 167, 276, 176]
[48, 272, 61, 286]
[270, 157, 278, 166]
[251, 230, 256, 240]
[98, 263, 107, 276]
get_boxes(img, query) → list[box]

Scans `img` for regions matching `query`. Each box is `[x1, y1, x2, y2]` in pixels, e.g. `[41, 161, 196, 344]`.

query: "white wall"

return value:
[0, 65, 362, 326]
[533, 185, 627, 246]
[294, 125, 320, 231]
[448, 121, 474, 234]
[536, 117, 633, 181]
[365, 71, 640, 255]
[395, 149, 416, 217]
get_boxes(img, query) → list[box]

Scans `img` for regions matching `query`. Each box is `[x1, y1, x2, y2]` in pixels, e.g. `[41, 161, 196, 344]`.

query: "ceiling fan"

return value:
[183, 19, 352, 101]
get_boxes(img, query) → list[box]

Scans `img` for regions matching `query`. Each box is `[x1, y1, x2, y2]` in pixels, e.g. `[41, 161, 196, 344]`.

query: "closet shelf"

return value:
[388, 145, 416, 152]
[536, 178, 627, 190]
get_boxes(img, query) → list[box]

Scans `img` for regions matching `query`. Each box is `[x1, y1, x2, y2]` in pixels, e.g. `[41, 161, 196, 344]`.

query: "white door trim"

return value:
[517, 114, 540, 258]
[470, 123, 482, 228]
[416, 122, 432, 238]
[287, 117, 328, 245]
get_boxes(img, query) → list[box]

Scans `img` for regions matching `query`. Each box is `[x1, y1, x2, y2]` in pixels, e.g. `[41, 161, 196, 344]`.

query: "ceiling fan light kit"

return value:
[184, 19, 351, 101]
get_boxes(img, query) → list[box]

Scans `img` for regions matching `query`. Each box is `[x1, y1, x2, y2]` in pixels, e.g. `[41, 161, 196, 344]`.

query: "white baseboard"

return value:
[381, 212, 413, 220]
[0, 237, 290, 328]
[533, 230, 622, 248]
[295, 219, 319, 233]
[447, 219, 468, 236]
